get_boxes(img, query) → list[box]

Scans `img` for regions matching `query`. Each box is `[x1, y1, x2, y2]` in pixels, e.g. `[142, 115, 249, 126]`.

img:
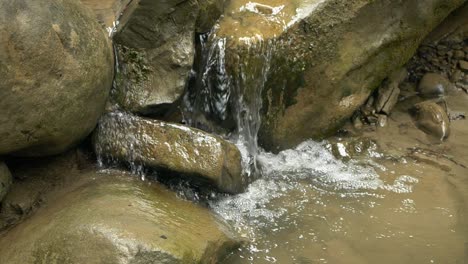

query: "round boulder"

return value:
[0, 0, 114, 156]
[418, 73, 451, 98]
[411, 101, 450, 141]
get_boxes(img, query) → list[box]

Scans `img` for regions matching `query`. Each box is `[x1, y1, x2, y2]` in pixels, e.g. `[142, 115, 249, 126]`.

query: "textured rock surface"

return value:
[0, 170, 240, 264]
[0, 162, 12, 203]
[375, 69, 407, 115]
[0, 0, 114, 156]
[80, 0, 132, 29]
[112, 0, 226, 114]
[94, 112, 246, 193]
[196, 0, 464, 152]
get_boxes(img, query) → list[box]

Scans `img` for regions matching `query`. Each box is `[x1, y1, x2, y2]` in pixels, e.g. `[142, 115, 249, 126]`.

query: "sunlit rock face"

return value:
[0, 171, 241, 264]
[0, 0, 114, 157]
[192, 0, 464, 152]
[79, 0, 131, 30]
[93, 112, 246, 194]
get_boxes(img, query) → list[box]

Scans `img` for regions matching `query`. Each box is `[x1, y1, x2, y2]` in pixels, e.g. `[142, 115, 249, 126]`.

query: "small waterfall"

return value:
[184, 31, 275, 178]
[184, 34, 232, 127]
[95, 111, 148, 180]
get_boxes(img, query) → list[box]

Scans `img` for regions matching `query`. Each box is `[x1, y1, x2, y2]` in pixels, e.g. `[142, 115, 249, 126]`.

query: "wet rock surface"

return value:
[410, 101, 451, 141]
[0, 168, 241, 264]
[354, 69, 407, 128]
[190, 0, 464, 152]
[0, 0, 114, 157]
[418, 73, 450, 98]
[94, 112, 246, 194]
[80, 0, 132, 30]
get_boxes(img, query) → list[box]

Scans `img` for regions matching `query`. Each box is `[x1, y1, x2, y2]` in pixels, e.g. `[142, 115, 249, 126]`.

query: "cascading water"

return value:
[184, 30, 275, 178]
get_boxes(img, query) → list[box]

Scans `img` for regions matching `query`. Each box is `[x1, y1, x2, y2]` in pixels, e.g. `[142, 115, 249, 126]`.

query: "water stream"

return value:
[184, 30, 275, 177]
[100, 1, 468, 262]
[178, 5, 467, 262]
[210, 140, 467, 263]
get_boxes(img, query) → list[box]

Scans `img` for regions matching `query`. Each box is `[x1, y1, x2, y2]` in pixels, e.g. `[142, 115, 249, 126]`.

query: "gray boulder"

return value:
[94, 112, 246, 193]
[0, 0, 114, 156]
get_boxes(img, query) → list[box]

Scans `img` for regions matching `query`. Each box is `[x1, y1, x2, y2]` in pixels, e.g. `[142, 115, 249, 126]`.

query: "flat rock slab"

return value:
[0, 170, 241, 264]
[94, 112, 246, 193]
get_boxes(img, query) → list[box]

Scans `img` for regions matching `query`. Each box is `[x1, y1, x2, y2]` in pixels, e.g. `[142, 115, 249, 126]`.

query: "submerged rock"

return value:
[94, 112, 245, 193]
[0, 170, 241, 263]
[0, 0, 114, 156]
[193, 0, 464, 152]
[411, 101, 450, 140]
[418, 73, 450, 98]
[0, 162, 12, 203]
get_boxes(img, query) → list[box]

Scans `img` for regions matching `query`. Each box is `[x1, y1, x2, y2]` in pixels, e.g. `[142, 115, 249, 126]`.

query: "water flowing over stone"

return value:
[185, 30, 276, 177]
[192, 0, 465, 153]
[93, 112, 246, 194]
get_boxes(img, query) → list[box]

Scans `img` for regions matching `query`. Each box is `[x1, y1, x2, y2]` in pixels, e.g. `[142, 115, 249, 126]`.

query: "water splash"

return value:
[210, 140, 419, 243]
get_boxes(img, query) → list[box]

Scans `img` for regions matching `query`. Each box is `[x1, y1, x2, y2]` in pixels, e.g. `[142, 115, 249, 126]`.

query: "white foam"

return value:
[211, 140, 419, 237]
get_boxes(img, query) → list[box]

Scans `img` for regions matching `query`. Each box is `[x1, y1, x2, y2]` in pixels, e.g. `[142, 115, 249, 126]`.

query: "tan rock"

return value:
[93, 112, 246, 193]
[0, 170, 241, 263]
[0, 0, 114, 156]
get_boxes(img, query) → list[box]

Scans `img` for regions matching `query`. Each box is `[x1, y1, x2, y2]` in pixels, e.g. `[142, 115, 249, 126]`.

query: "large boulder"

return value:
[0, 170, 241, 263]
[0, 162, 12, 203]
[0, 0, 114, 156]
[192, 0, 464, 152]
[94, 112, 246, 193]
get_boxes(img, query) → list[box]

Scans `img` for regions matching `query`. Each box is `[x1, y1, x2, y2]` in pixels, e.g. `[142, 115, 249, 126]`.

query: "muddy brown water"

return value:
[211, 90, 468, 264]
